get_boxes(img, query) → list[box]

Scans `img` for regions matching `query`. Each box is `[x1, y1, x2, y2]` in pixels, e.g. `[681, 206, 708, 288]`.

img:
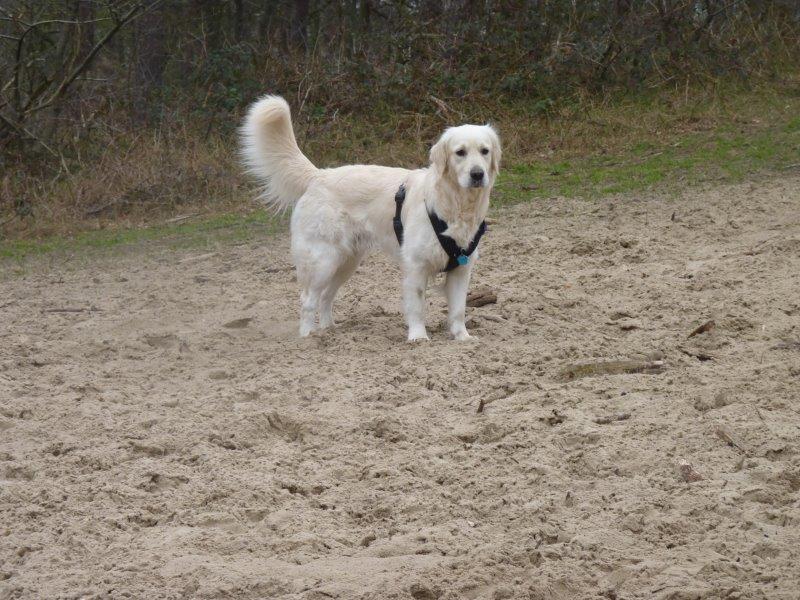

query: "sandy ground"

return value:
[1, 176, 800, 600]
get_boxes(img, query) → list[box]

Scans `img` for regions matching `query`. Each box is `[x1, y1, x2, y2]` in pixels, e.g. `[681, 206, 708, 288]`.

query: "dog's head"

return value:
[430, 124, 501, 190]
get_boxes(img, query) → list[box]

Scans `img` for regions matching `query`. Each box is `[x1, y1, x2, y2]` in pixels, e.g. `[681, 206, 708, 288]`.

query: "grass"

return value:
[0, 210, 283, 264]
[494, 93, 800, 204]
[2, 82, 800, 264]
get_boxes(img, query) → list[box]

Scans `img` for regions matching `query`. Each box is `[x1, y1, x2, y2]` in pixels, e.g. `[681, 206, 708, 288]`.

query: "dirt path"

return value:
[2, 177, 799, 600]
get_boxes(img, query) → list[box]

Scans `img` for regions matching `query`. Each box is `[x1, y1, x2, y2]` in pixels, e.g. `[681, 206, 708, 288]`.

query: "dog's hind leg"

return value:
[318, 252, 362, 330]
[296, 247, 344, 337]
[297, 279, 320, 337]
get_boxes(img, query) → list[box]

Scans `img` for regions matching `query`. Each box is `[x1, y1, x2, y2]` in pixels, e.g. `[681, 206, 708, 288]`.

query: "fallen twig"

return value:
[85, 198, 120, 216]
[745, 241, 769, 256]
[429, 94, 465, 120]
[714, 424, 749, 455]
[43, 306, 101, 313]
[0, 214, 17, 228]
[771, 339, 800, 351]
[678, 347, 714, 361]
[594, 412, 631, 425]
[466, 287, 497, 308]
[476, 385, 516, 413]
[688, 320, 715, 338]
[559, 358, 665, 381]
[223, 317, 253, 329]
[479, 314, 504, 323]
[165, 213, 198, 224]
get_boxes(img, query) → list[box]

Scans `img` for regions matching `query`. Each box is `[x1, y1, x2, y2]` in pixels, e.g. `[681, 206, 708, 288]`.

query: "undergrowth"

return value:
[1, 79, 799, 263]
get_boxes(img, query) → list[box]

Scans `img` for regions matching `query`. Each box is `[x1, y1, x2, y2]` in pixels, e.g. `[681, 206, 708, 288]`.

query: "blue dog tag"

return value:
[457, 254, 469, 266]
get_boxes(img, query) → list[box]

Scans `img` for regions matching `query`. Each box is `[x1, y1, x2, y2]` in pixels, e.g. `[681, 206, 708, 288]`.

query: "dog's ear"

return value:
[487, 126, 502, 176]
[429, 137, 449, 177]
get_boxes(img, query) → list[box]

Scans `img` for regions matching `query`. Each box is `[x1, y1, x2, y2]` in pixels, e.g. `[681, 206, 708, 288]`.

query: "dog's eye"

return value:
[455, 149, 466, 157]
[480, 148, 490, 155]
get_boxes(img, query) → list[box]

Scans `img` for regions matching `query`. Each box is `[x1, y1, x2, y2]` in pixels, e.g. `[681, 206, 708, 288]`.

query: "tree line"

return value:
[1, 0, 799, 168]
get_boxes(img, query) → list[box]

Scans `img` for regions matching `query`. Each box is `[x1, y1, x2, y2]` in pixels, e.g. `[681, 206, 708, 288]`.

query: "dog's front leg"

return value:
[403, 269, 429, 341]
[445, 265, 473, 340]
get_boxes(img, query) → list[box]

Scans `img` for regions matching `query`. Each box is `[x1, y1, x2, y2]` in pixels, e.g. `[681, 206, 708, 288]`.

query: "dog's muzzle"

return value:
[469, 168, 485, 187]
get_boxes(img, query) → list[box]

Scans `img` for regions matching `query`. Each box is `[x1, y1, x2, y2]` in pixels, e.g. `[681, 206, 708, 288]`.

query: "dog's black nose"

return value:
[470, 168, 484, 182]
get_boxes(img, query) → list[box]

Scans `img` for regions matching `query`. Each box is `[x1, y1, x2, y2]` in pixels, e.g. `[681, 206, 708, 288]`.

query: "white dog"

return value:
[241, 95, 500, 341]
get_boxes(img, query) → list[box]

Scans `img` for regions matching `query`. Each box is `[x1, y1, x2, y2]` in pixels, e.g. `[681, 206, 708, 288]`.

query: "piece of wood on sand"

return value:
[688, 319, 715, 338]
[223, 317, 253, 329]
[477, 384, 516, 414]
[466, 286, 497, 308]
[771, 339, 800, 351]
[678, 346, 715, 362]
[714, 424, 750, 456]
[558, 357, 665, 381]
[43, 306, 101, 313]
[594, 412, 631, 425]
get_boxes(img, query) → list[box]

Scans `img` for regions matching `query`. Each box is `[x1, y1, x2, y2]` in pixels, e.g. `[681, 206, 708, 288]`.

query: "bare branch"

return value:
[0, 110, 63, 164]
[25, 2, 154, 117]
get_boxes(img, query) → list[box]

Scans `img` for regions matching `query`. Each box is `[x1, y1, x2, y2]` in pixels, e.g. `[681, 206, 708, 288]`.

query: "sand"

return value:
[1, 176, 799, 600]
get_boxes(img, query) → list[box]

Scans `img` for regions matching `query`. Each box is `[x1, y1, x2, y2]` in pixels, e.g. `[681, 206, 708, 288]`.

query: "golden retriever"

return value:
[241, 95, 500, 340]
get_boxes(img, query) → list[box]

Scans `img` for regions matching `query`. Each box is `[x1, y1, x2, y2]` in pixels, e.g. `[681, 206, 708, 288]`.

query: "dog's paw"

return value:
[453, 331, 475, 341]
[407, 330, 430, 342]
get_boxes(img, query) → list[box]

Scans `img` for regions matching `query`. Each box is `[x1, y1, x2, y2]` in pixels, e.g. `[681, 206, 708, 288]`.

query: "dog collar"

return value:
[393, 184, 487, 272]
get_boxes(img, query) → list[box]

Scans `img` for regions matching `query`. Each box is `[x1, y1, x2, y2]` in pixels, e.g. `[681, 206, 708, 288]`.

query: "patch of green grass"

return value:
[785, 116, 800, 133]
[494, 113, 800, 205]
[0, 210, 283, 264]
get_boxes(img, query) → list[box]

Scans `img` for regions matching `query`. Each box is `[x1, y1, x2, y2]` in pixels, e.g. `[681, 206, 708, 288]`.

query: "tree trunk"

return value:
[233, 0, 245, 42]
[134, 4, 168, 122]
[290, 0, 310, 49]
[360, 0, 371, 33]
[76, 0, 95, 62]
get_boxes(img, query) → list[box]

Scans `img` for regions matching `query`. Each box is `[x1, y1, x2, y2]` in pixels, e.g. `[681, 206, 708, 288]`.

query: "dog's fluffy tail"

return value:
[240, 95, 318, 211]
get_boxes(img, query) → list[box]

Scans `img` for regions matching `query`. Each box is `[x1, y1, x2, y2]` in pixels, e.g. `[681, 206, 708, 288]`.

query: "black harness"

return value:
[393, 184, 487, 272]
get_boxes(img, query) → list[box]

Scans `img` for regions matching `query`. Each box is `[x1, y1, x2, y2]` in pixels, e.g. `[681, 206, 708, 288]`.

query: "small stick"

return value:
[678, 347, 714, 361]
[594, 412, 631, 424]
[223, 317, 253, 329]
[480, 314, 503, 323]
[43, 307, 101, 313]
[165, 213, 198, 224]
[714, 424, 749, 455]
[559, 359, 665, 381]
[771, 339, 800, 351]
[85, 199, 119, 216]
[466, 287, 497, 308]
[476, 385, 516, 414]
[688, 320, 715, 338]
